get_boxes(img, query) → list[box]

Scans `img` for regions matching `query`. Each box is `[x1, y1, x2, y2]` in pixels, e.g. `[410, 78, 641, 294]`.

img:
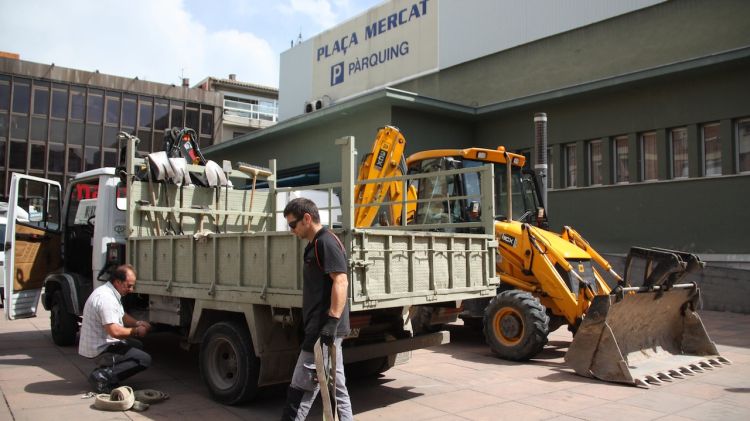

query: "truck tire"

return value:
[483, 290, 549, 361]
[411, 306, 440, 334]
[200, 321, 260, 405]
[50, 291, 78, 346]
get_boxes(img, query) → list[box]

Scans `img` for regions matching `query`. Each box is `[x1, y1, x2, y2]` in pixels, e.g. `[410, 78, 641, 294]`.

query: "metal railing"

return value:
[223, 99, 278, 123]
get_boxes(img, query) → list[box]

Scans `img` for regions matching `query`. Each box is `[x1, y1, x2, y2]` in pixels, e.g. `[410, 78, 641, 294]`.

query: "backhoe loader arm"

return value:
[354, 126, 416, 227]
[561, 226, 623, 283]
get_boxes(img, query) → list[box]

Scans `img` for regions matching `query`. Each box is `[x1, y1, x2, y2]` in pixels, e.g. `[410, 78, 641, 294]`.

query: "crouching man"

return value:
[78, 264, 152, 393]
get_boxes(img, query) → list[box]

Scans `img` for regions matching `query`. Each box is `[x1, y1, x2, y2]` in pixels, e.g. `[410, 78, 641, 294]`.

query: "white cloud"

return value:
[0, 0, 279, 87]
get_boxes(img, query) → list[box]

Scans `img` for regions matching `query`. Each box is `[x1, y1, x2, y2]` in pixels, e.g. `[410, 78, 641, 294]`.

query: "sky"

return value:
[0, 0, 384, 88]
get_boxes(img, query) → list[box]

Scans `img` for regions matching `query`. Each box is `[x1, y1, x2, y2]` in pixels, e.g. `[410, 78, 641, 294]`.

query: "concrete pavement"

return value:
[1, 308, 749, 420]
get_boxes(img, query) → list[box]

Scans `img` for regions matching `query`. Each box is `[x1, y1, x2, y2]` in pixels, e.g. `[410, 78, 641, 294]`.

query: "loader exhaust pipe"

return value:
[534, 113, 548, 209]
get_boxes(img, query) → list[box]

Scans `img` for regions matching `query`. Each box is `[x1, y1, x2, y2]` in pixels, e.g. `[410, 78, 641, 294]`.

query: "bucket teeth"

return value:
[634, 378, 651, 388]
[680, 366, 696, 375]
[644, 375, 663, 385]
[657, 372, 674, 381]
[668, 369, 684, 379]
[690, 364, 704, 372]
[717, 356, 732, 365]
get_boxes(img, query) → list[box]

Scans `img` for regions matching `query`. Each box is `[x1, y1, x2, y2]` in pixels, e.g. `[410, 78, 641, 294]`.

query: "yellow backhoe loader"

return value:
[354, 126, 729, 387]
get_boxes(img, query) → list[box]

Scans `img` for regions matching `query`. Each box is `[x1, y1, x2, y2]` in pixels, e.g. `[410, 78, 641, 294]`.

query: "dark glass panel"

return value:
[105, 95, 121, 125]
[139, 100, 153, 128]
[51, 89, 68, 119]
[69, 122, 84, 145]
[137, 130, 152, 152]
[10, 115, 28, 139]
[48, 143, 65, 172]
[50, 119, 66, 142]
[0, 112, 6, 136]
[30, 143, 45, 170]
[86, 92, 103, 123]
[122, 98, 137, 127]
[170, 107, 184, 128]
[85, 124, 102, 147]
[0, 82, 9, 110]
[186, 108, 199, 131]
[30, 117, 48, 141]
[103, 149, 118, 167]
[12, 82, 30, 114]
[154, 101, 169, 130]
[68, 147, 83, 172]
[0, 139, 5, 168]
[200, 111, 213, 136]
[33, 88, 49, 115]
[9, 141, 27, 169]
[103, 126, 120, 149]
[85, 147, 100, 171]
[70, 88, 85, 120]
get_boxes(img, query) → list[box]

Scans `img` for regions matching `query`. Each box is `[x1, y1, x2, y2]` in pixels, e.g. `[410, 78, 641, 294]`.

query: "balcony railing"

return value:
[224, 99, 278, 124]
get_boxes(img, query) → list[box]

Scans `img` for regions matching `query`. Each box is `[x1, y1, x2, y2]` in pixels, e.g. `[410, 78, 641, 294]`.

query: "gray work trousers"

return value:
[287, 338, 353, 421]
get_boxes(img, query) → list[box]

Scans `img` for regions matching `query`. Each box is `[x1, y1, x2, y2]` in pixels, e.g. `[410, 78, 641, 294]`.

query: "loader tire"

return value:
[200, 321, 260, 405]
[50, 291, 78, 346]
[484, 290, 549, 361]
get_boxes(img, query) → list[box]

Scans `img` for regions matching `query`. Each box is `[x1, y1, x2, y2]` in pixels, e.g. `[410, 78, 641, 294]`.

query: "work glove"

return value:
[320, 316, 339, 347]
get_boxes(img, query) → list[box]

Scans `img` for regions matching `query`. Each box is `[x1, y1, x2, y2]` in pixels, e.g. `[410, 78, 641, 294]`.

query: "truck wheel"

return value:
[484, 290, 549, 361]
[411, 307, 440, 334]
[200, 321, 260, 405]
[50, 291, 78, 346]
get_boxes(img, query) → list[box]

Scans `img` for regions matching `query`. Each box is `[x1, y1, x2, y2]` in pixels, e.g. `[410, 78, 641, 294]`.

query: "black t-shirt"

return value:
[302, 227, 351, 339]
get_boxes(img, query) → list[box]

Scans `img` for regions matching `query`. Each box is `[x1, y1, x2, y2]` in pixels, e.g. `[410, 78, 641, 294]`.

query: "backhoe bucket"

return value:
[565, 248, 730, 387]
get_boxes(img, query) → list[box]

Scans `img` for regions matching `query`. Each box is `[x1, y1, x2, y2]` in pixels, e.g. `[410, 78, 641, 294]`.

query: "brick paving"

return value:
[1, 308, 748, 420]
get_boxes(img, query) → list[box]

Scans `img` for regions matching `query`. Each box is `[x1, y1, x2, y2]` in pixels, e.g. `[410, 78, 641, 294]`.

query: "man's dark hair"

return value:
[112, 263, 136, 283]
[283, 197, 320, 223]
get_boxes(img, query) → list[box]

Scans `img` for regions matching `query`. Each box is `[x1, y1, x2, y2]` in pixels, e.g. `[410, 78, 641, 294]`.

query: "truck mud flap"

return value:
[565, 285, 731, 388]
[343, 331, 449, 364]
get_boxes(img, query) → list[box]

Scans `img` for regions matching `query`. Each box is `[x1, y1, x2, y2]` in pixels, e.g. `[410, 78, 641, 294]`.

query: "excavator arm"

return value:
[354, 126, 417, 227]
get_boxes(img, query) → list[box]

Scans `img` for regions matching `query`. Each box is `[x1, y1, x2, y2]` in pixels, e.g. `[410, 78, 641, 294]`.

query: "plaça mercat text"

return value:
[316, 0, 429, 62]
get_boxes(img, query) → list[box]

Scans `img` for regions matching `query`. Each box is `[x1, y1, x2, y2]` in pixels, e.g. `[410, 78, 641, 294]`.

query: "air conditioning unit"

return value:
[304, 96, 332, 113]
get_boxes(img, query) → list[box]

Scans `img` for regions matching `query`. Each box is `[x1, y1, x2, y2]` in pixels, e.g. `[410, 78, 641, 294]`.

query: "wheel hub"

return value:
[493, 307, 524, 346]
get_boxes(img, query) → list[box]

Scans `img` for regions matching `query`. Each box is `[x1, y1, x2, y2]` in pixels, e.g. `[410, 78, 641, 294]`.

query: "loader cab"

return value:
[407, 151, 547, 231]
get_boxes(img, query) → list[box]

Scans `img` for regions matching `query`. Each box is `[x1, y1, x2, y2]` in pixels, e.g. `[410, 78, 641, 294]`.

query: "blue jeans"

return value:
[282, 338, 353, 421]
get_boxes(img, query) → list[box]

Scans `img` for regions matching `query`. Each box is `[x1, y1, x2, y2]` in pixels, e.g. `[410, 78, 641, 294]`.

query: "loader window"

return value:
[462, 160, 537, 222]
[413, 158, 462, 225]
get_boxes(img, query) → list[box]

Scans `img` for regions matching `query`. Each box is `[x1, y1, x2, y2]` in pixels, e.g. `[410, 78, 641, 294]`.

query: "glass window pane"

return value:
[10, 114, 28, 139]
[0, 112, 7, 136]
[154, 100, 169, 130]
[85, 124, 102, 147]
[641, 132, 658, 181]
[0, 82, 9, 110]
[103, 126, 120, 149]
[30, 143, 45, 170]
[0, 139, 6, 168]
[31, 117, 48, 141]
[85, 147, 100, 171]
[105, 95, 121, 125]
[588, 140, 602, 185]
[12, 82, 30, 114]
[103, 149, 118, 167]
[670, 128, 688, 178]
[9, 141, 27, 169]
[565, 144, 576, 188]
[87, 91, 103, 123]
[33, 87, 49, 115]
[137, 130, 152, 152]
[702, 123, 721, 176]
[171, 106, 184, 128]
[51, 89, 68, 119]
[186, 108, 199, 130]
[70, 88, 85, 120]
[50, 119, 66, 142]
[736, 119, 750, 173]
[200, 111, 213, 136]
[68, 146, 83, 173]
[49, 143, 65, 172]
[614, 136, 629, 183]
[69, 121, 84, 145]
[122, 98, 137, 127]
[139, 99, 153, 128]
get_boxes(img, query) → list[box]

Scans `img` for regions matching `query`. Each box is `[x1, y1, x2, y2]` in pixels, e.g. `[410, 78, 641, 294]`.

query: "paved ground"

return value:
[1, 308, 749, 420]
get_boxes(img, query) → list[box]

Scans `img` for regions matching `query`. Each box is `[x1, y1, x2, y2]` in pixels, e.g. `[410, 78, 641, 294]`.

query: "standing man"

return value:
[79, 264, 152, 393]
[281, 198, 353, 421]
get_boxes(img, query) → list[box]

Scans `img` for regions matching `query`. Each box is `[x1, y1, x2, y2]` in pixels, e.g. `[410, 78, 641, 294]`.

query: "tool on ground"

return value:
[93, 386, 169, 412]
[314, 338, 338, 421]
[237, 162, 272, 231]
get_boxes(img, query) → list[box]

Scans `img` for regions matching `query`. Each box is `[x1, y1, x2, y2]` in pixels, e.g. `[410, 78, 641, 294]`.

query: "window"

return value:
[564, 143, 576, 188]
[12, 80, 30, 114]
[48, 143, 65, 172]
[33, 86, 49, 115]
[640, 132, 657, 181]
[105, 93, 121, 125]
[122, 95, 137, 128]
[51, 87, 68, 119]
[170, 101, 184, 127]
[9, 141, 27, 169]
[613, 136, 629, 183]
[138, 98, 153, 128]
[702, 123, 721, 176]
[30, 143, 46, 170]
[670, 127, 688, 178]
[86, 89, 104, 124]
[736, 118, 750, 173]
[588, 139, 603, 185]
[201, 110, 214, 137]
[0, 79, 9, 110]
[154, 100, 169, 130]
[70, 87, 85, 120]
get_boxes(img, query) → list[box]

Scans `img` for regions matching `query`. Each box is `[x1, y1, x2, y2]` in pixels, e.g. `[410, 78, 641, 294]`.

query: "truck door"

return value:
[3, 174, 62, 320]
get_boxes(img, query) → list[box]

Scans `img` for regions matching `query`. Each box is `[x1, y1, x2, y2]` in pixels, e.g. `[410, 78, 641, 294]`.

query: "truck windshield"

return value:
[462, 160, 539, 221]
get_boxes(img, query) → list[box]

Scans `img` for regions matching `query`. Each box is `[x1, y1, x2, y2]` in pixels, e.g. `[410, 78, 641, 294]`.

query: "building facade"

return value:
[206, 0, 750, 263]
[0, 58, 222, 197]
[194, 75, 278, 142]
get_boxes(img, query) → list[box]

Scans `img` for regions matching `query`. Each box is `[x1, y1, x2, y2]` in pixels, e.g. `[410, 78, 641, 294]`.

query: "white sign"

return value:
[311, 0, 438, 101]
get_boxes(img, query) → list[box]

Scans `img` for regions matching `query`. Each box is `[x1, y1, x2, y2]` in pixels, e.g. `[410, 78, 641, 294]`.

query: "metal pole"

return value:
[534, 113, 548, 210]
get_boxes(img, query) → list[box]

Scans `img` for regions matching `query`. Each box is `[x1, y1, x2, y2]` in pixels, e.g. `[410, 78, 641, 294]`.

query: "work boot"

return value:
[88, 367, 117, 394]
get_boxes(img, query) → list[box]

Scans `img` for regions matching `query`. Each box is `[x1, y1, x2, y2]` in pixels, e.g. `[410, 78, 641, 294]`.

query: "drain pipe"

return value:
[534, 113, 548, 210]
